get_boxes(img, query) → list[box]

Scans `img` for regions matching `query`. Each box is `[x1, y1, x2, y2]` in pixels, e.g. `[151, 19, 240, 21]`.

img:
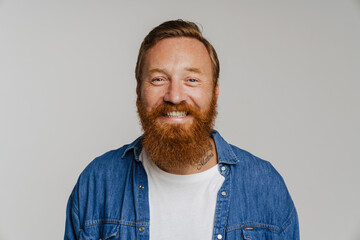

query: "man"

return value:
[65, 20, 299, 240]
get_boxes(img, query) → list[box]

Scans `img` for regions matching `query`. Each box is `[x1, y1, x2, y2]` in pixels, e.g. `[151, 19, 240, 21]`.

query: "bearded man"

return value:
[65, 20, 299, 240]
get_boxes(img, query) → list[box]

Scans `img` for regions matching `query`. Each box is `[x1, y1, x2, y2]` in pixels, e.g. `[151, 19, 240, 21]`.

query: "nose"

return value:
[163, 80, 186, 105]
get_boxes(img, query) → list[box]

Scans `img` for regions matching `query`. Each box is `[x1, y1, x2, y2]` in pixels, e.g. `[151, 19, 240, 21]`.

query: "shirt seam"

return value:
[226, 222, 280, 233]
[279, 207, 296, 233]
[85, 219, 150, 227]
[225, 207, 296, 233]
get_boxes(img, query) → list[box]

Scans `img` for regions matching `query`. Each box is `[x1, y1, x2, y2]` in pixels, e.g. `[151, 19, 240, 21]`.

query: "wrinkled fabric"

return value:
[65, 130, 299, 240]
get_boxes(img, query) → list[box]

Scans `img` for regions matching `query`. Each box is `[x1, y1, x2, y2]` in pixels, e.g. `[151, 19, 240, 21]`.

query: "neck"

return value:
[157, 138, 218, 175]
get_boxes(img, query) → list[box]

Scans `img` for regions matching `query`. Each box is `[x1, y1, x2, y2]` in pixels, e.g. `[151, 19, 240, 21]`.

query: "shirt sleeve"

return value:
[278, 208, 300, 240]
[64, 187, 81, 240]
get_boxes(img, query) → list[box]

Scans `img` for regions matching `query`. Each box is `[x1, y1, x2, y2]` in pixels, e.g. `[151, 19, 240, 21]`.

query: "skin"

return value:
[140, 37, 219, 174]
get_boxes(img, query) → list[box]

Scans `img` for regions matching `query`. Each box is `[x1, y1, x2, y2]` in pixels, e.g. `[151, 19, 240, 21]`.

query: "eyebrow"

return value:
[147, 67, 202, 74]
[184, 67, 202, 74]
[148, 68, 167, 74]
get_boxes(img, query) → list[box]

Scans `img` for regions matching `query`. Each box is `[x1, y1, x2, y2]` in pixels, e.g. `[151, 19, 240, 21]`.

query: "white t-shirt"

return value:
[140, 150, 225, 240]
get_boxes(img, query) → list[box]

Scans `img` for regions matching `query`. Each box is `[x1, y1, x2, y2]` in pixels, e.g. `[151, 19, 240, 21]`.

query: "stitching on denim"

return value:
[86, 219, 147, 224]
[244, 235, 254, 240]
[86, 222, 150, 228]
[242, 229, 254, 240]
[225, 169, 232, 225]
[70, 191, 80, 217]
[213, 183, 222, 234]
[103, 230, 117, 239]
[137, 162, 141, 239]
[85, 219, 149, 227]
[137, 162, 140, 227]
[229, 147, 240, 163]
[136, 161, 148, 236]
[245, 235, 255, 240]
[101, 225, 120, 239]
[225, 208, 296, 234]
[226, 222, 280, 233]
[212, 179, 221, 234]
[212, 168, 231, 235]
[121, 137, 142, 159]
[279, 207, 296, 232]
[71, 205, 80, 219]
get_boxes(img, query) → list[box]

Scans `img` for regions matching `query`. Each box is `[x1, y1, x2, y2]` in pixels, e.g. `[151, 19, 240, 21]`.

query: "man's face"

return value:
[137, 37, 219, 170]
[139, 37, 219, 130]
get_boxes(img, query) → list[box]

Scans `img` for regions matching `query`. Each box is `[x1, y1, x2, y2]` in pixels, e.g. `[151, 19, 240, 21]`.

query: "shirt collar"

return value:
[212, 130, 239, 165]
[122, 136, 143, 162]
[122, 130, 239, 165]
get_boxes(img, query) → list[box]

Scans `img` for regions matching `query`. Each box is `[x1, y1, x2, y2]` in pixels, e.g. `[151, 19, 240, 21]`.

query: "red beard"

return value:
[137, 92, 217, 171]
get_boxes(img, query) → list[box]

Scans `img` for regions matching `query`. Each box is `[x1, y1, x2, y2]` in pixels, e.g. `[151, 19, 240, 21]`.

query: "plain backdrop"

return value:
[1, 0, 359, 239]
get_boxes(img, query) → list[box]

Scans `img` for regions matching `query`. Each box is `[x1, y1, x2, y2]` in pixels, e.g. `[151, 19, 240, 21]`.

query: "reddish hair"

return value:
[135, 20, 220, 95]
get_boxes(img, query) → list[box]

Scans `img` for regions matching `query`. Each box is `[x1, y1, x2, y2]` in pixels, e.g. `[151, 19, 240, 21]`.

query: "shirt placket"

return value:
[135, 161, 150, 240]
[213, 164, 231, 240]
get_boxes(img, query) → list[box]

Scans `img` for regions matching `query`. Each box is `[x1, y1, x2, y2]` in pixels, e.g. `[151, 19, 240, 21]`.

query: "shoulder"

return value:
[78, 136, 142, 180]
[66, 140, 143, 232]
[229, 144, 283, 184]
[228, 144, 297, 232]
[71, 142, 138, 204]
[73, 141, 140, 198]
[80, 144, 131, 178]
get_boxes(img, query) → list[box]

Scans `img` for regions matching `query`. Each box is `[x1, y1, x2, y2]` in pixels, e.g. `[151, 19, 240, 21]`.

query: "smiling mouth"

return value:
[163, 111, 189, 118]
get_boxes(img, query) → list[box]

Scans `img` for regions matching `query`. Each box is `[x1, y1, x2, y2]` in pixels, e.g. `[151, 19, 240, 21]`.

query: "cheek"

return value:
[193, 89, 214, 110]
[141, 89, 163, 111]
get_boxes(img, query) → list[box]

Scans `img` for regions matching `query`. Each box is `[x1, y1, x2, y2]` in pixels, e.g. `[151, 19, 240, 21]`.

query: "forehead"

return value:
[143, 37, 212, 74]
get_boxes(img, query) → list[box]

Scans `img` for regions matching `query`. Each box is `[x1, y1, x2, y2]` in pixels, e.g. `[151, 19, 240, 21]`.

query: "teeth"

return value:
[166, 111, 187, 118]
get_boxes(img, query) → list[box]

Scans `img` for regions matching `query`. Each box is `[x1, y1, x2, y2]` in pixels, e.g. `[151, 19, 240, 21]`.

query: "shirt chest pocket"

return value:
[79, 224, 119, 240]
[226, 227, 279, 240]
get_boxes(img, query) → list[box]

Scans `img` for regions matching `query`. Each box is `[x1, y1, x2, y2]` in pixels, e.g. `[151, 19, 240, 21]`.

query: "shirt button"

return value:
[221, 191, 226, 196]
[217, 234, 223, 239]
[221, 166, 226, 171]
[139, 226, 144, 232]
[139, 185, 144, 190]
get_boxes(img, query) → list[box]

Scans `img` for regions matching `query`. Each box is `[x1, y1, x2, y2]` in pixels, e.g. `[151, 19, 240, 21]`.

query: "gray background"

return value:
[1, 0, 359, 239]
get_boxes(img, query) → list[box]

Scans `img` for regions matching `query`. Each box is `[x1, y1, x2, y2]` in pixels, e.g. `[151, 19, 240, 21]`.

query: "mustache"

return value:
[144, 102, 202, 118]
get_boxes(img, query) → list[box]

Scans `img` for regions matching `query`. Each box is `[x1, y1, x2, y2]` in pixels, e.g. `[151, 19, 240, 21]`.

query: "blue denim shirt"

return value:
[65, 130, 299, 240]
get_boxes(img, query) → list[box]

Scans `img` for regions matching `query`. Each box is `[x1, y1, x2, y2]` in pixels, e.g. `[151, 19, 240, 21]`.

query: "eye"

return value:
[186, 78, 200, 86]
[151, 78, 166, 85]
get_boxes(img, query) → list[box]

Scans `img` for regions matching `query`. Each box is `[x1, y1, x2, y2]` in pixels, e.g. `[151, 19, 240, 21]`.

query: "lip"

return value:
[158, 114, 193, 124]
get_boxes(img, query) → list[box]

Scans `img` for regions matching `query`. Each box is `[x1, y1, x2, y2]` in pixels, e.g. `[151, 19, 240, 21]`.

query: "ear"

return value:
[215, 83, 219, 96]
[136, 80, 143, 99]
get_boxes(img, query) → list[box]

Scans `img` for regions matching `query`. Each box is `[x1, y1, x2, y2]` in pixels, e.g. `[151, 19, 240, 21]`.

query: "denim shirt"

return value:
[65, 130, 299, 240]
